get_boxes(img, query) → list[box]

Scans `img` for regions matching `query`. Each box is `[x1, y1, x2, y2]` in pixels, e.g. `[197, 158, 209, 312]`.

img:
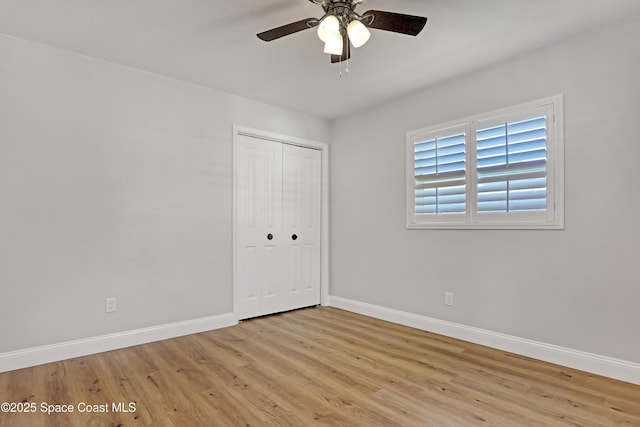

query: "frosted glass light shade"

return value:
[323, 33, 343, 55]
[317, 15, 340, 42]
[347, 19, 370, 48]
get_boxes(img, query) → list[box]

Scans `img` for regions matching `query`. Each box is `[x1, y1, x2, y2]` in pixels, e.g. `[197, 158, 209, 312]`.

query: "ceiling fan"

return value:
[257, 0, 428, 64]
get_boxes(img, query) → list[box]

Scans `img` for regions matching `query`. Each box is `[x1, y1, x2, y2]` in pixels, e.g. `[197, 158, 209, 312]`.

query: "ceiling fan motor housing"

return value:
[312, 1, 366, 22]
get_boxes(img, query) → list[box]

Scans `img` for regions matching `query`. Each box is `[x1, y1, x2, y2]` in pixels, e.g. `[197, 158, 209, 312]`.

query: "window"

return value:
[406, 95, 564, 229]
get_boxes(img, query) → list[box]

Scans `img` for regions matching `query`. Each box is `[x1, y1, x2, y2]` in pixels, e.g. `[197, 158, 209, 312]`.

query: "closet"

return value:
[234, 132, 322, 320]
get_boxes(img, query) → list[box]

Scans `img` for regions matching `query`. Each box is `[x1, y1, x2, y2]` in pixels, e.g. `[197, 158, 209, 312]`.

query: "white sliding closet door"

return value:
[235, 134, 321, 320]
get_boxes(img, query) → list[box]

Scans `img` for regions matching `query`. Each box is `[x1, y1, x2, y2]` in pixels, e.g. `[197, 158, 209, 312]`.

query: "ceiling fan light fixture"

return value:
[347, 19, 370, 48]
[323, 33, 343, 55]
[256, 1, 428, 68]
[317, 14, 340, 42]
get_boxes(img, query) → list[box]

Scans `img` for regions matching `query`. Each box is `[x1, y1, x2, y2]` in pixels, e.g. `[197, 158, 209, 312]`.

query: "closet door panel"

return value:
[283, 144, 322, 310]
[236, 135, 283, 319]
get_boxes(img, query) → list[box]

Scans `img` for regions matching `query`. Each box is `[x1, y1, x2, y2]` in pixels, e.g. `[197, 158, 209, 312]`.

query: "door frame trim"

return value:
[232, 125, 330, 320]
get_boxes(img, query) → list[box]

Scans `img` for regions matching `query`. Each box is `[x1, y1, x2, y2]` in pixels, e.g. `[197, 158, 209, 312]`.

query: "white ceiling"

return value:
[1, 0, 639, 120]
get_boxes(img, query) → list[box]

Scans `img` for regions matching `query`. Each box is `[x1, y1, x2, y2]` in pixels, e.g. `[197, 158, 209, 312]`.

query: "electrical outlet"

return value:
[105, 297, 117, 313]
[445, 292, 454, 307]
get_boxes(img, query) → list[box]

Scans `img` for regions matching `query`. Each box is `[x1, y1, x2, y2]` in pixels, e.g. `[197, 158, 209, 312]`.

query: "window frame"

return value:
[406, 95, 564, 230]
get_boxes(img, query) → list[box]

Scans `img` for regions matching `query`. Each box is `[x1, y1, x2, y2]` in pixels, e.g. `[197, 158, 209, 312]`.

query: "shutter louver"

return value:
[476, 116, 547, 214]
[414, 133, 466, 215]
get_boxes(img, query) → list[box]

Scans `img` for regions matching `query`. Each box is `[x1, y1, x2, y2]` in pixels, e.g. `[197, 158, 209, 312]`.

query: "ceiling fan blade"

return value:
[363, 10, 427, 36]
[257, 18, 319, 41]
[330, 36, 351, 63]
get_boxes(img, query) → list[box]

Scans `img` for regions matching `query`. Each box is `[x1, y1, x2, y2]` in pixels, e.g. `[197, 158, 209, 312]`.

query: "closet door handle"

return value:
[291, 234, 298, 241]
[267, 233, 273, 241]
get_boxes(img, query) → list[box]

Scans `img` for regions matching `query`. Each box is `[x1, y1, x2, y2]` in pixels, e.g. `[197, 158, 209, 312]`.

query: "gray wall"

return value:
[0, 34, 329, 353]
[329, 15, 640, 363]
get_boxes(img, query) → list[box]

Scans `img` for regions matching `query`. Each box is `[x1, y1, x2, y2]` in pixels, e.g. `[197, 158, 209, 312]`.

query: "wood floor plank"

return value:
[1, 307, 639, 426]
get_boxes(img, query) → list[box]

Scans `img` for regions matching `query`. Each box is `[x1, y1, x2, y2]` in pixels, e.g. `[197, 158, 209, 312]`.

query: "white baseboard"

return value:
[328, 296, 640, 386]
[0, 313, 237, 373]
[4, 300, 639, 386]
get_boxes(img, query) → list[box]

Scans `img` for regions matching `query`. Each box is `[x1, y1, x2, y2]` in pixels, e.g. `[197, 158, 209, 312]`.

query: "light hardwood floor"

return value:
[1, 307, 638, 426]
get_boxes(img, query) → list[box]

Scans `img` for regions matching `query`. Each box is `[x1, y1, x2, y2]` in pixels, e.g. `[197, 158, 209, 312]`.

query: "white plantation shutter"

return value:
[407, 95, 563, 229]
[476, 116, 548, 214]
[414, 132, 466, 215]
